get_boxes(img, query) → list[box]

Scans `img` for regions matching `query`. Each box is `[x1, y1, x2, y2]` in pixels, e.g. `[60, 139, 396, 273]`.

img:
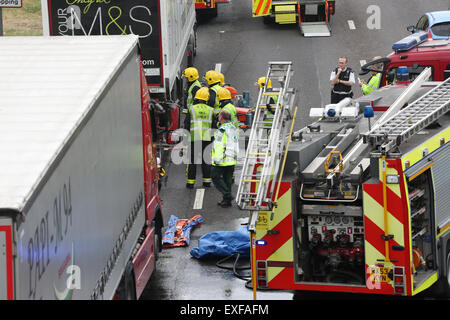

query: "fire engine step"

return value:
[300, 22, 331, 37]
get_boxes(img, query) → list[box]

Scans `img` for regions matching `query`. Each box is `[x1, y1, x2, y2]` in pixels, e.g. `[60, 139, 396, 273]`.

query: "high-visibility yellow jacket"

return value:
[361, 72, 382, 95]
[188, 103, 214, 141]
[211, 121, 238, 166]
[209, 83, 223, 114]
[184, 80, 202, 114]
[218, 102, 239, 128]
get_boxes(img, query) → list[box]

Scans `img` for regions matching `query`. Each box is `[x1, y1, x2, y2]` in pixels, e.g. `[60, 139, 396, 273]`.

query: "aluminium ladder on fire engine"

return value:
[364, 76, 450, 153]
[236, 61, 295, 211]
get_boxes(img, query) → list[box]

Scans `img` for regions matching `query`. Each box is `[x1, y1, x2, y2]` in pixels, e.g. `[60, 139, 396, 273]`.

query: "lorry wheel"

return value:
[118, 262, 136, 300]
[152, 218, 162, 262]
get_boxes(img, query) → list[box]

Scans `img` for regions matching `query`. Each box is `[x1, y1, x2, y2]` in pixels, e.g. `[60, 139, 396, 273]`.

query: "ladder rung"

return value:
[248, 152, 268, 156]
[243, 179, 266, 183]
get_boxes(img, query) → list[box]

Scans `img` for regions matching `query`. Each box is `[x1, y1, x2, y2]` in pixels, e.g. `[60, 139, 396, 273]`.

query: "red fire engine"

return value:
[237, 61, 450, 297]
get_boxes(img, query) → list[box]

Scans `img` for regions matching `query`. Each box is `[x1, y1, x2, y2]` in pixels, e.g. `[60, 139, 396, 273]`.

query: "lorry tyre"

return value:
[119, 262, 136, 300]
[152, 219, 162, 262]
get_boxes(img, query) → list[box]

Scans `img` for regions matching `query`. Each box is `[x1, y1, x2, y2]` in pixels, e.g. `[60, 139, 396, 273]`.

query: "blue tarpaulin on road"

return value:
[190, 226, 250, 259]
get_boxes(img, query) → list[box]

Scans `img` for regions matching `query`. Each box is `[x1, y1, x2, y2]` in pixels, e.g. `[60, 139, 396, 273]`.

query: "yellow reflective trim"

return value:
[252, 0, 270, 17]
[364, 192, 385, 230]
[268, 237, 293, 262]
[267, 266, 284, 283]
[408, 162, 434, 182]
[268, 184, 291, 229]
[402, 128, 450, 170]
[412, 272, 438, 296]
[364, 240, 385, 267]
[267, 238, 293, 282]
[363, 191, 404, 246]
[378, 161, 401, 198]
[438, 222, 450, 238]
[273, 1, 297, 4]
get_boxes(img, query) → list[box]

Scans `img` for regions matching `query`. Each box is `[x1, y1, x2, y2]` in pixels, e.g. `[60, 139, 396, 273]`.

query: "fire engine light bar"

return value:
[392, 31, 428, 52]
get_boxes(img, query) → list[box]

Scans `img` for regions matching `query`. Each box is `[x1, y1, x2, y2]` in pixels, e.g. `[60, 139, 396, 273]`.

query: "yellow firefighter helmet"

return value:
[204, 70, 220, 85]
[256, 77, 272, 89]
[194, 87, 210, 102]
[217, 87, 232, 101]
[183, 67, 199, 81]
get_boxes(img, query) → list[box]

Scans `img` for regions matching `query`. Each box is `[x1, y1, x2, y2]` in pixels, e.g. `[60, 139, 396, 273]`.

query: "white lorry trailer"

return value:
[0, 35, 163, 300]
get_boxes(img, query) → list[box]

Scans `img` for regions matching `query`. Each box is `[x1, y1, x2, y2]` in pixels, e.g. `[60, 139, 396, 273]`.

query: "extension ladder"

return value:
[236, 61, 295, 210]
[364, 76, 450, 153]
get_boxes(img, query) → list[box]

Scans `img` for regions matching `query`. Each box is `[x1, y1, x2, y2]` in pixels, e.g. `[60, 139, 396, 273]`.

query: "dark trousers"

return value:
[331, 91, 353, 104]
[211, 165, 235, 202]
[186, 140, 212, 185]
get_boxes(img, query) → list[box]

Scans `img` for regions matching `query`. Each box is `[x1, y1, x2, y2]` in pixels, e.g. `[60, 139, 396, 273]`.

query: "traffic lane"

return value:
[141, 152, 293, 300]
[196, 0, 450, 130]
[196, 3, 324, 130]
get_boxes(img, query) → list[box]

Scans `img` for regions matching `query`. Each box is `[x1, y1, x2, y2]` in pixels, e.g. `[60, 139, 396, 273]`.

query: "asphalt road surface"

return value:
[140, 0, 449, 301]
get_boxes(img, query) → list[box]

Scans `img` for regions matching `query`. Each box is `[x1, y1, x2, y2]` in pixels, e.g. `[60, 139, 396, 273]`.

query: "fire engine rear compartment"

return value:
[282, 85, 450, 293]
[288, 122, 370, 287]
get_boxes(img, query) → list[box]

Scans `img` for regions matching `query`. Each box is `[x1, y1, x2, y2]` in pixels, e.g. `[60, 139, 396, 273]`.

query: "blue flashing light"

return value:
[392, 31, 428, 52]
[256, 240, 267, 246]
[364, 106, 374, 118]
[397, 66, 409, 75]
[397, 66, 410, 81]
[327, 108, 336, 117]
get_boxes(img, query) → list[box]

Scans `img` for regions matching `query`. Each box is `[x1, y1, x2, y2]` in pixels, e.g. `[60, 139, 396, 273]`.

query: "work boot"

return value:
[203, 182, 211, 188]
[219, 201, 232, 208]
[186, 183, 194, 189]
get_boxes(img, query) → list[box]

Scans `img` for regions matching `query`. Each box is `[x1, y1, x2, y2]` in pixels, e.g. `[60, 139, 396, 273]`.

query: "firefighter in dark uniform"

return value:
[184, 87, 214, 188]
[182, 67, 202, 115]
[329, 56, 355, 104]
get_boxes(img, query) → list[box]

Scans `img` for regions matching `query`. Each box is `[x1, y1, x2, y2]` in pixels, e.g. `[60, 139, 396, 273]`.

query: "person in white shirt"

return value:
[330, 56, 355, 103]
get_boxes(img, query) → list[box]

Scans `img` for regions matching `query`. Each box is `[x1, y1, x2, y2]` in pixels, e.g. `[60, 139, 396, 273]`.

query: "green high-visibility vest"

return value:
[264, 93, 278, 128]
[184, 80, 202, 113]
[218, 102, 239, 128]
[362, 72, 382, 95]
[188, 103, 213, 141]
[211, 121, 238, 166]
[209, 84, 222, 113]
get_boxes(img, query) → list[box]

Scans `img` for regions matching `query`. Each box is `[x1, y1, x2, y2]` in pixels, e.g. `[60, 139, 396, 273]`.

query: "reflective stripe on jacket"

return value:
[361, 72, 381, 95]
[186, 80, 202, 109]
[211, 121, 238, 166]
[189, 103, 213, 141]
[209, 84, 222, 113]
[221, 102, 239, 128]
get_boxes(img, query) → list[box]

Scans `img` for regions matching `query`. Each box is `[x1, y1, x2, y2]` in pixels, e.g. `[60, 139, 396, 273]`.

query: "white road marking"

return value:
[360, 60, 367, 66]
[215, 63, 222, 73]
[348, 20, 356, 30]
[193, 188, 205, 210]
